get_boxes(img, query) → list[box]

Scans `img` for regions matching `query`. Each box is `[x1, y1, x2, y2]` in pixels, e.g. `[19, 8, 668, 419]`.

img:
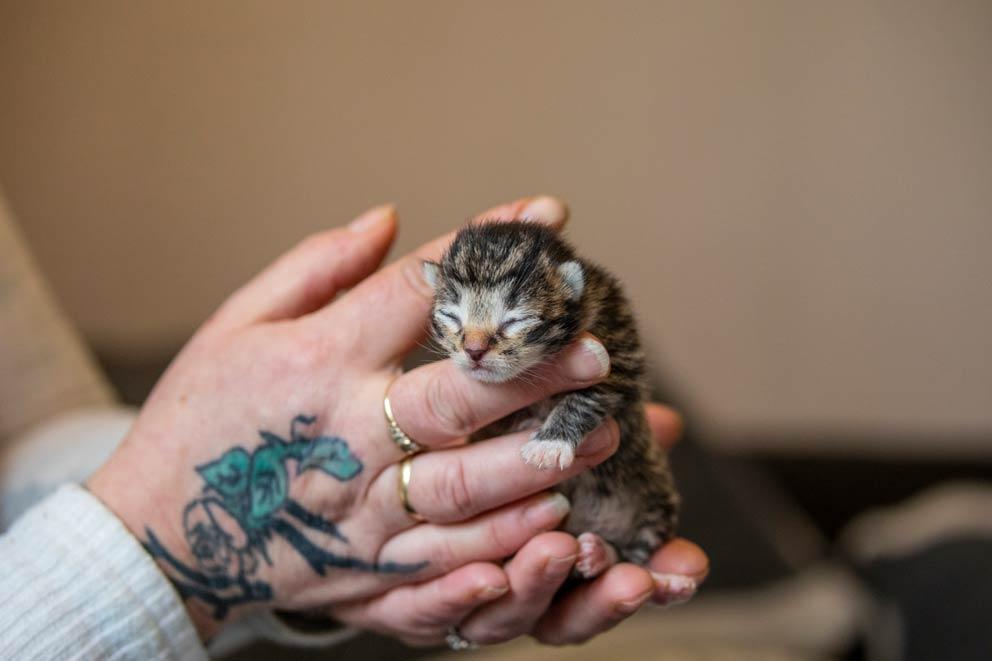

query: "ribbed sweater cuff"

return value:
[0, 483, 206, 660]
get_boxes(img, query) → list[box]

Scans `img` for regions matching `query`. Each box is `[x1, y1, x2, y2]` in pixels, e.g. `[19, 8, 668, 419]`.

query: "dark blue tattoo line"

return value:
[144, 528, 233, 590]
[169, 577, 272, 620]
[270, 518, 428, 575]
[284, 498, 348, 543]
[142, 414, 428, 621]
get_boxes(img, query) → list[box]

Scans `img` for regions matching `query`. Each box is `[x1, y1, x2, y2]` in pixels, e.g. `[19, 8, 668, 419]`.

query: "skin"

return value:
[88, 196, 709, 647]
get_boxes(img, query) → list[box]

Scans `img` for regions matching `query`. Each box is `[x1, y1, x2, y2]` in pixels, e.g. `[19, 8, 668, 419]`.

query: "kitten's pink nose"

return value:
[465, 346, 488, 362]
[463, 331, 491, 363]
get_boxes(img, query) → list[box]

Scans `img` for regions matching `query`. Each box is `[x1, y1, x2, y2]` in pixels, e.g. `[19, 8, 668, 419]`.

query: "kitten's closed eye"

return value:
[436, 310, 462, 329]
[498, 315, 538, 335]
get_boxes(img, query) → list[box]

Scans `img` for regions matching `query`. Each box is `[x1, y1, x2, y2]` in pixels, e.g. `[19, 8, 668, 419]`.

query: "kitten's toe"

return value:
[520, 439, 575, 470]
[575, 532, 618, 579]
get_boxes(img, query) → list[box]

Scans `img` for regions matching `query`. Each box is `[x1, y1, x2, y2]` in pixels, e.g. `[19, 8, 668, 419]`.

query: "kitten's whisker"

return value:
[520, 365, 553, 387]
[514, 372, 539, 388]
[415, 335, 449, 359]
[415, 339, 445, 358]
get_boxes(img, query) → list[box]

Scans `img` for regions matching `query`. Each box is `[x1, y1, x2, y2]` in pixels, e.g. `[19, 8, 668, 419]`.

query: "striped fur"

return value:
[425, 221, 680, 568]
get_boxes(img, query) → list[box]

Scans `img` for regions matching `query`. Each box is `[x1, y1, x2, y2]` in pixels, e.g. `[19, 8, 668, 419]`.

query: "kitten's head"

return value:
[423, 221, 585, 383]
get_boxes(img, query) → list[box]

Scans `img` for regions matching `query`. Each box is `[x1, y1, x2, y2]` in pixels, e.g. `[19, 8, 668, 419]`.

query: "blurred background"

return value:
[1, 2, 990, 660]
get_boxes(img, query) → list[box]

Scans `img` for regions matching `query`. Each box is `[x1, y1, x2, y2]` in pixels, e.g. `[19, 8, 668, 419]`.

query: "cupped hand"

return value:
[331, 402, 709, 647]
[88, 195, 709, 648]
[88, 196, 604, 640]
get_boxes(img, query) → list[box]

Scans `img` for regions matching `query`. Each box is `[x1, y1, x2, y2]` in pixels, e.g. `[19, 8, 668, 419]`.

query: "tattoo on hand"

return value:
[144, 414, 427, 619]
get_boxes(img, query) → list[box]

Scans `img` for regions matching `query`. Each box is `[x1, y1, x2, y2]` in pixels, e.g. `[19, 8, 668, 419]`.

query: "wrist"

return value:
[88, 441, 231, 641]
[3, 484, 208, 659]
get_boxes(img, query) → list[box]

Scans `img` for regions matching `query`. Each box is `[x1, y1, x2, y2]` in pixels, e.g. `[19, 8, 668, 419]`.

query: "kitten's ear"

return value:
[421, 260, 441, 291]
[558, 261, 585, 301]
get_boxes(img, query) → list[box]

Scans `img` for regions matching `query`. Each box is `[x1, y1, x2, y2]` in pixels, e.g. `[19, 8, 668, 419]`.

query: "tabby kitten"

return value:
[423, 221, 680, 577]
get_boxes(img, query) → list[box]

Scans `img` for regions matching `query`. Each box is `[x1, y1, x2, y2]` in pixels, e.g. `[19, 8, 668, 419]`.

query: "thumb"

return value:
[208, 204, 397, 330]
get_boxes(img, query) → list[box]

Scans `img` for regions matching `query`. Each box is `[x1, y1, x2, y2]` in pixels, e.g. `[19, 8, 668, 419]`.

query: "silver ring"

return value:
[445, 626, 478, 651]
[384, 386, 424, 455]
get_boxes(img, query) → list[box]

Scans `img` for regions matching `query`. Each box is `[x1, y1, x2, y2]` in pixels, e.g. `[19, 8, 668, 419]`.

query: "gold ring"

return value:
[399, 456, 426, 522]
[384, 386, 424, 456]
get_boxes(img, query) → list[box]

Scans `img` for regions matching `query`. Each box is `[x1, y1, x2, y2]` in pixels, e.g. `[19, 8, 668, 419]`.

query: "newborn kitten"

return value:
[423, 221, 680, 577]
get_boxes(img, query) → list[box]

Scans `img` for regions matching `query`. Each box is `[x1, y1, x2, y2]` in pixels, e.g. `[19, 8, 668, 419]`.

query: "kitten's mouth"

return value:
[469, 363, 496, 377]
[454, 350, 530, 384]
[461, 360, 510, 383]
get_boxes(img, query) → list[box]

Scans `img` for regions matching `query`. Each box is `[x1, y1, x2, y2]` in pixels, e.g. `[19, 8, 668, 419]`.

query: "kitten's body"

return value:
[425, 221, 679, 575]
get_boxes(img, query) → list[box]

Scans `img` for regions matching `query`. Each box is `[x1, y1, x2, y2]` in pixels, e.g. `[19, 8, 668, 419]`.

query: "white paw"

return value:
[575, 532, 618, 579]
[519, 438, 575, 471]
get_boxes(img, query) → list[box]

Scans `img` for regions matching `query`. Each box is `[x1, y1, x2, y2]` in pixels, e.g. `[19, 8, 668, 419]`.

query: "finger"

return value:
[471, 195, 570, 225]
[325, 195, 568, 366]
[331, 562, 508, 647]
[532, 563, 655, 646]
[386, 334, 610, 449]
[368, 421, 618, 532]
[647, 537, 708, 605]
[209, 205, 397, 330]
[646, 403, 684, 450]
[459, 532, 578, 645]
[375, 492, 571, 583]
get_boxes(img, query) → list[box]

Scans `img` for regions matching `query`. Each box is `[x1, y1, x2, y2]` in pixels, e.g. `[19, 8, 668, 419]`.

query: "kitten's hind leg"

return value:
[615, 515, 672, 567]
[574, 532, 619, 579]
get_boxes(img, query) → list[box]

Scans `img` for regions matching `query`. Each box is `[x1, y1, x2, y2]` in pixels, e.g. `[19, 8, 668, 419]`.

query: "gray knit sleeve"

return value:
[0, 483, 207, 660]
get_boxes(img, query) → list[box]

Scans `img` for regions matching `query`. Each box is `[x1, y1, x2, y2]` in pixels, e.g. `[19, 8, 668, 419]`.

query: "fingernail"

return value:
[525, 492, 571, 528]
[614, 588, 653, 616]
[520, 196, 568, 224]
[403, 257, 436, 298]
[476, 584, 509, 601]
[576, 420, 618, 458]
[562, 337, 610, 381]
[349, 203, 395, 232]
[651, 572, 698, 607]
[544, 553, 578, 579]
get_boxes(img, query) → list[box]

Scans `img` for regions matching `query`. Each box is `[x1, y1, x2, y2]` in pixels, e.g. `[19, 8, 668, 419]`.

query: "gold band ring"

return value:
[384, 387, 424, 456]
[399, 456, 426, 523]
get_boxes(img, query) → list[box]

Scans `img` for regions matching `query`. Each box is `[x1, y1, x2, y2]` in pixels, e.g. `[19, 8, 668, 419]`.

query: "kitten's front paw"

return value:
[520, 438, 575, 470]
[575, 532, 618, 579]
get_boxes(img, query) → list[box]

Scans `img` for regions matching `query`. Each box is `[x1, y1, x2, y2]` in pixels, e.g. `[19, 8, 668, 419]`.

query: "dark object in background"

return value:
[857, 536, 992, 661]
[761, 453, 992, 539]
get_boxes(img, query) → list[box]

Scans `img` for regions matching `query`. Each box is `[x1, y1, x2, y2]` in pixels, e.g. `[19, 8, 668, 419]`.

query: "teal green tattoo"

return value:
[144, 414, 427, 619]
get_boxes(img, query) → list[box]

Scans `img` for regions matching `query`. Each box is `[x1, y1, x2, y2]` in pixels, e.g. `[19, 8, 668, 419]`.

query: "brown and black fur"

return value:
[424, 221, 680, 569]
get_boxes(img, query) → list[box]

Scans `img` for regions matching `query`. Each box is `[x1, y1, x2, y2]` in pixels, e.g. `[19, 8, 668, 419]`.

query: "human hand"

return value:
[330, 402, 709, 647]
[88, 196, 627, 640]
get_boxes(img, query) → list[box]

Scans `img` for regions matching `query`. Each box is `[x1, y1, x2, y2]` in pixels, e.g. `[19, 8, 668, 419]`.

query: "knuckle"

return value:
[487, 518, 519, 557]
[423, 372, 477, 437]
[431, 458, 475, 521]
[407, 606, 449, 630]
[431, 593, 481, 627]
[429, 537, 459, 573]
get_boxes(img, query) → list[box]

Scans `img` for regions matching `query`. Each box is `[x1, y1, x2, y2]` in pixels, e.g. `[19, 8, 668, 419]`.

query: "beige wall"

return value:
[1, 1, 990, 453]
